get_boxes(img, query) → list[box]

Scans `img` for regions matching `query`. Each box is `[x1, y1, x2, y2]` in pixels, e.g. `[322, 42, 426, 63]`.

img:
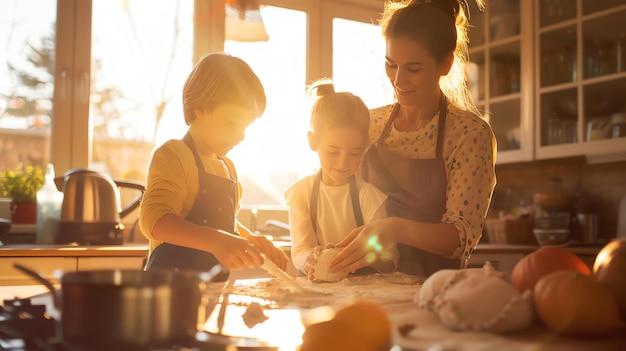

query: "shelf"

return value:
[535, 1, 626, 160]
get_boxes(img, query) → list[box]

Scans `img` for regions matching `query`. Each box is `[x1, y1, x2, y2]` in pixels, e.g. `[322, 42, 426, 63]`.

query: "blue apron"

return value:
[144, 133, 234, 281]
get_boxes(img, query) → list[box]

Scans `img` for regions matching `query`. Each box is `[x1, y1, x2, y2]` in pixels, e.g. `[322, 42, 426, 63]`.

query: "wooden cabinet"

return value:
[0, 256, 145, 286]
[535, 0, 626, 160]
[468, 0, 534, 163]
[0, 257, 76, 286]
[470, 1, 626, 164]
[0, 245, 147, 286]
[76, 256, 144, 270]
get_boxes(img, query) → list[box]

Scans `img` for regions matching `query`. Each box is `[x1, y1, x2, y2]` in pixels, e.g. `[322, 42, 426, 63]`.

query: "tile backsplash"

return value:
[491, 156, 626, 240]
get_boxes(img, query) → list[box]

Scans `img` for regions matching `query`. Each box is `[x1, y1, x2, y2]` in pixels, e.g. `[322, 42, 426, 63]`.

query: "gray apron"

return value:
[309, 171, 376, 275]
[360, 97, 460, 276]
[144, 133, 233, 281]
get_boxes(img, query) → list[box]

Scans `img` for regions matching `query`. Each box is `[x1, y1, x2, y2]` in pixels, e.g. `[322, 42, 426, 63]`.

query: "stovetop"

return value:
[0, 296, 277, 351]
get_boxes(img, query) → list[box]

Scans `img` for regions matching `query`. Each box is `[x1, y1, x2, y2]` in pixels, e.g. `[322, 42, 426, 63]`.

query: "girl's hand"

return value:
[245, 234, 290, 271]
[304, 252, 317, 281]
[303, 245, 325, 280]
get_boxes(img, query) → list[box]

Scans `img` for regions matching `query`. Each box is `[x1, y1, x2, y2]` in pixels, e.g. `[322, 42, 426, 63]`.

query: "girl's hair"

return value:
[306, 79, 370, 140]
[380, 0, 483, 116]
[182, 52, 266, 125]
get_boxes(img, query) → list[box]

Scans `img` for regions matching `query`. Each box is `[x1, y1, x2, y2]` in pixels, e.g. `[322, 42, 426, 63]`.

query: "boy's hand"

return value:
[245, 235, 290, 271]
[212, 233, 264, 270]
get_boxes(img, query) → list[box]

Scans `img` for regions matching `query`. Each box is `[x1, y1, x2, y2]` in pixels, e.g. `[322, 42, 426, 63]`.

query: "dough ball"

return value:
[312, 248, 349, 282]
[418, 261, 504, 311]
[434, 274, 535, 334]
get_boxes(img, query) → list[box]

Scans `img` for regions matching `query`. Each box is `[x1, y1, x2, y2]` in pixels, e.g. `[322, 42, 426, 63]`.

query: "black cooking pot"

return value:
[14, 264, 223, 350]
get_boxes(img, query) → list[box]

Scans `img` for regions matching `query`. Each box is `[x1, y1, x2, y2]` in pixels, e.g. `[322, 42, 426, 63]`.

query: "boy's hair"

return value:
[307, 79, 370, 140]
[182, 52, 266, 125]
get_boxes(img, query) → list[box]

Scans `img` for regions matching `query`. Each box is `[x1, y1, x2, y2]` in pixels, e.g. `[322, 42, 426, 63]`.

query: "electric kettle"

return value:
[54, 169, 145, 245]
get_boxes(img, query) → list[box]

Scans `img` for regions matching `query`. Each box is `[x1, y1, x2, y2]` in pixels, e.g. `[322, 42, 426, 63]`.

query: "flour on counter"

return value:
[206, 273, 424, 309]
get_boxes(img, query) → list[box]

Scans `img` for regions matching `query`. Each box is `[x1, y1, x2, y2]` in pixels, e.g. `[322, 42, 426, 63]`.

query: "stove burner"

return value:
[0, 297, 59, 350]
[0, 298, 276, 351]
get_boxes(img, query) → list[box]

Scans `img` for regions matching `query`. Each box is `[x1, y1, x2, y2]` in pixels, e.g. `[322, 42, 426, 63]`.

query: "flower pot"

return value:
[11, 201, 37, 224]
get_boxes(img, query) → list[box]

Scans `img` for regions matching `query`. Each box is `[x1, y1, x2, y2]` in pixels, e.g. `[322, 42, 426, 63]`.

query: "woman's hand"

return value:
[245, 234, 290, 271]
[330, 219, 397, 274]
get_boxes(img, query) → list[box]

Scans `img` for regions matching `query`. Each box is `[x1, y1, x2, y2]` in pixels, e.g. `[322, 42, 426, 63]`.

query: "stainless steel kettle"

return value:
[54, 169, 145, 245]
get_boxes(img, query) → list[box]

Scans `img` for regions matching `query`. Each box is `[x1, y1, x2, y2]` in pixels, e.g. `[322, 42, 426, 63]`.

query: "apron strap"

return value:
[183, 132, 236, 181]
[309, 171, 364, 245]
[349, 175, 364, 227]
[310, 171, 321, 238]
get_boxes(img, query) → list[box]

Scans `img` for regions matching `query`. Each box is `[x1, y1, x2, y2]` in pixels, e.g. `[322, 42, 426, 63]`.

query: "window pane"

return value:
[0, 0, 56, 171]
[332, 18, 394, 108]
[90, 0, 194, 181]
[225, 6, 311, 206]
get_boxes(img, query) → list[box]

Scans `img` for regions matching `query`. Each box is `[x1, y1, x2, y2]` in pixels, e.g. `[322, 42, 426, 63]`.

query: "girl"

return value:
[285, 81, 398, 280]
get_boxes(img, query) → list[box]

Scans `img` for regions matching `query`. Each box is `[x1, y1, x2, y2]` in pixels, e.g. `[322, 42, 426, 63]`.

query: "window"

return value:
[0, 0, 56, 170]
[1, 0, 386, 211]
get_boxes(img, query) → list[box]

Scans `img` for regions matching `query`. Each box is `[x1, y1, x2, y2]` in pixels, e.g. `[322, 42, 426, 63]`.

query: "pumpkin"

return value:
[300, 300, 391, 351]
[510, 246, 591, 293]
[593, 239, 626, 320]
[533, 270, 622, 336]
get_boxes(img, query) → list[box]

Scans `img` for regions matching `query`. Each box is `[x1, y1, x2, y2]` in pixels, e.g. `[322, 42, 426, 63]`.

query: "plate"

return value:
[9, 224, 37, 234]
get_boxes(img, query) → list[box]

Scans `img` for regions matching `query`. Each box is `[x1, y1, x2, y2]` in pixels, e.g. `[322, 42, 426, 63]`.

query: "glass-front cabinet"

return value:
[468, 0, 534, 163]
[535, 0, 626, 160]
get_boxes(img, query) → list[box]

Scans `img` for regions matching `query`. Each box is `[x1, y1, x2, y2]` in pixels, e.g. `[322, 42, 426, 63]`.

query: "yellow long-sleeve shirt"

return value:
[139, 138, 242, 254]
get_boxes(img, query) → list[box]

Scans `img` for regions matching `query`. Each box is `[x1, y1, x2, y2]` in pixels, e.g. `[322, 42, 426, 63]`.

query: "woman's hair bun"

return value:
[427, 0, 462, 20]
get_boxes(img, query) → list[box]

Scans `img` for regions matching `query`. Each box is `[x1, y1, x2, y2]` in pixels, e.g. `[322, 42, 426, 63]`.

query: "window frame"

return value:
[50, 0, 384, 186]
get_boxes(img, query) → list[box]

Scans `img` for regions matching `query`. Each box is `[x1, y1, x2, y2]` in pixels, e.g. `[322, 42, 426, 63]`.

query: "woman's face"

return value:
[193, 104, 258, 156]
[385, 36, 451, 107]
[309, 126, 367, 187]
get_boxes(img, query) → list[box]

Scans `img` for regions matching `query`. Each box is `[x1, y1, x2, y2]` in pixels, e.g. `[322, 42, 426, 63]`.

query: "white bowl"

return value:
[533, 228, 570, 246]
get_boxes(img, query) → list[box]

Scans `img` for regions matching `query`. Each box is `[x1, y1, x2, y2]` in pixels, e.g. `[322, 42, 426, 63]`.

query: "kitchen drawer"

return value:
[0, 257, 76, 286]
[77, 256, 145, 271]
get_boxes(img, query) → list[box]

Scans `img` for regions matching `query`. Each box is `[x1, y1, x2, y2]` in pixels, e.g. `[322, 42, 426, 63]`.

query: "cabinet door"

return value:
[535, 0, 626, 160]
[468, 0, 534, 163]
[0, 257, 76, 286]
[77, 257, 145, 271]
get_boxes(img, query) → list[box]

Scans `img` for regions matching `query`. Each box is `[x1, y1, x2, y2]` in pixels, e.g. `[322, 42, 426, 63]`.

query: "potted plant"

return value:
[1, 165, 44, 224]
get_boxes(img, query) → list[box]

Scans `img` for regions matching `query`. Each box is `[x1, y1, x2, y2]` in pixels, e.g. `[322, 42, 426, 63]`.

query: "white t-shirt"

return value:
[284, 173, 397, 272]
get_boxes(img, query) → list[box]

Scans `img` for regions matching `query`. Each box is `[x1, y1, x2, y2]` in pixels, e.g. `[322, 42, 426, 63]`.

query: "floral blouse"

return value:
[369, 102, 497, 260]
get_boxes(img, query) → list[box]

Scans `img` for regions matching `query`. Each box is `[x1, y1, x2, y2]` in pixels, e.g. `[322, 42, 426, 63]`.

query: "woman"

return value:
[330, 0, 496, 277]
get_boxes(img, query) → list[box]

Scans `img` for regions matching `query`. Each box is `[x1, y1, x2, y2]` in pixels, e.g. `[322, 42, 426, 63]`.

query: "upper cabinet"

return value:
[468, 0, 535, 164]
[535, 0, 626, 160]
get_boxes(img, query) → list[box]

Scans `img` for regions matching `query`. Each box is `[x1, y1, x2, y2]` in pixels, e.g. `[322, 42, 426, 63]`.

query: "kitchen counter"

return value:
[473, 243, 605, 255]
[0, 243, 149, 257]
[0, 241, 606, 256]
[3, 276, 623, 351]
[0, 242, 604, 285]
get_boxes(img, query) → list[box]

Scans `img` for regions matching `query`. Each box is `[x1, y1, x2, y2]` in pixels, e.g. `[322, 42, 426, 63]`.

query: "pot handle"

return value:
[13, 263, 59, 309]
[113, 179, 145, 218]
